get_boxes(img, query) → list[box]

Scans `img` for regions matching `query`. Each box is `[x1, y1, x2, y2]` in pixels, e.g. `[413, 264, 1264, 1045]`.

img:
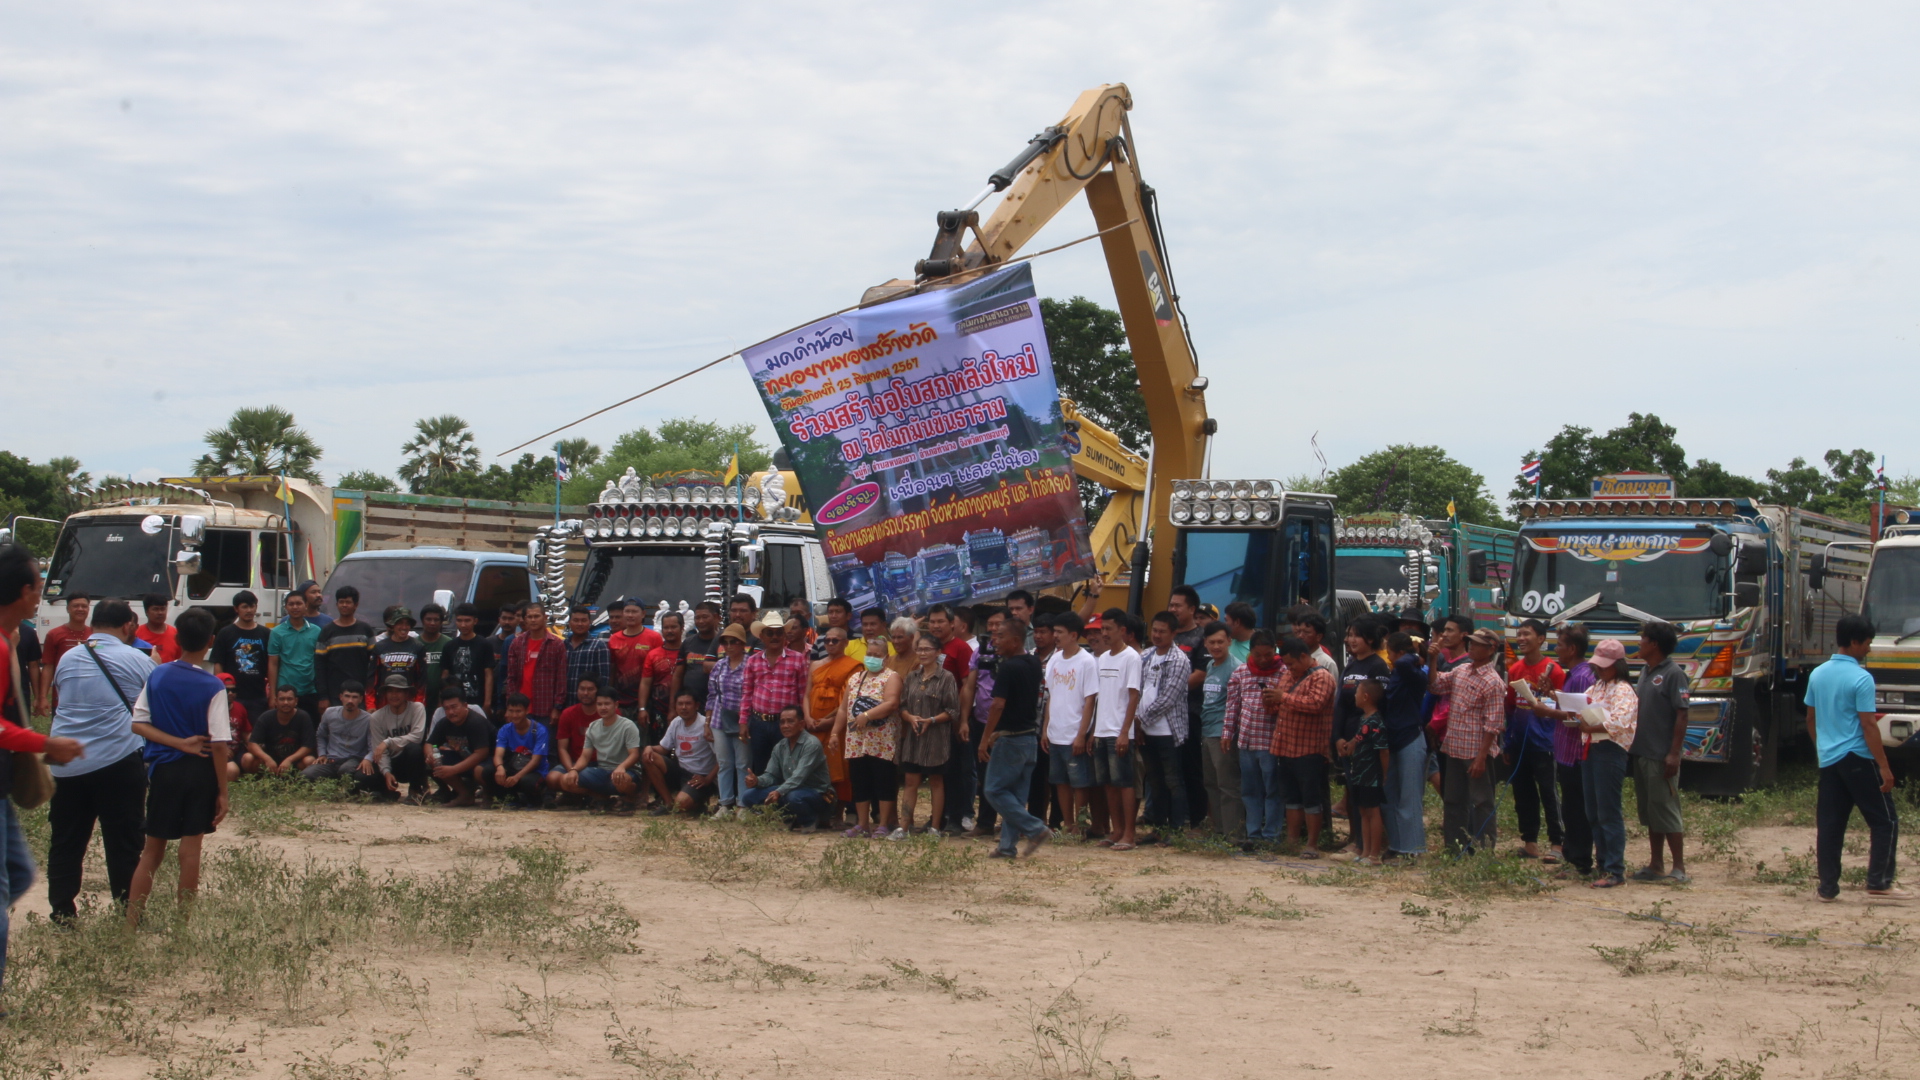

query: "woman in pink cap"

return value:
[1568, 638, 1639, 888]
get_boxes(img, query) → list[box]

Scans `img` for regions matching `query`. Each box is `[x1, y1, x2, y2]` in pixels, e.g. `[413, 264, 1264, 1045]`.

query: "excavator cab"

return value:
[1167, 481, 1337, 631]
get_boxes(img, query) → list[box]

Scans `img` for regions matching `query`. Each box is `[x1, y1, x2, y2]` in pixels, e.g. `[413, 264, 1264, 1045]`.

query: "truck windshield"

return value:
[45, 519, 172, 600]
[574, 546, 708, 612]
[1181, 529, 1274, 628]
[323, 558, 474, 624]
[1863, 546, 1920, 635]
[1336, 552, 1409, 598]
[1512, 530, 1725, 621]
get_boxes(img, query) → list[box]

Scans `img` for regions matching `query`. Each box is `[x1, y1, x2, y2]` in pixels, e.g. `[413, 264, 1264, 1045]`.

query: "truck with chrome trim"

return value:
[529, 470, 831, 628]
[1334, 514, 1517, 633]
[1509, 485, 1866, 793]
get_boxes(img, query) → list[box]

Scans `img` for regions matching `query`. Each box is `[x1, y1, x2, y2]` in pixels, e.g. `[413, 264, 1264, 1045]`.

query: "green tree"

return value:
[1326, 445, 1502, 525]
[1676, 459, 1765, 500]
[336, 469, 399, 493]
[399, 415, 481, 494]
[1764, 449, 1878, 520]
[193, 406, 324, 482]
[421, 453, 561, 504]
[1041, 296, 1148, 453]
[555, 438, 602, 474]
[0, 451, 69, 556]
[41, 456, 92, 517]
[1512, 413, 1690, 504]
[1039, 297, 1149, 520]
[566, 418, 770, 504]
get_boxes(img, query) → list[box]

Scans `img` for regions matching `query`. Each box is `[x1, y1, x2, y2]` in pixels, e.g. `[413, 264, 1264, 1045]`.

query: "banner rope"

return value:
[497, 219, 1137, 457]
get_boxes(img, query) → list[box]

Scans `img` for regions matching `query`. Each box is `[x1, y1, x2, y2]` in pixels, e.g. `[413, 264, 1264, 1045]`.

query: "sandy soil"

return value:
[18, 805, 1919, 1080]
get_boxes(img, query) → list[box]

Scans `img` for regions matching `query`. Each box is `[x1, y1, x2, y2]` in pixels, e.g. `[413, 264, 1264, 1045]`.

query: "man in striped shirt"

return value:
[1429, 628, 1507, 853]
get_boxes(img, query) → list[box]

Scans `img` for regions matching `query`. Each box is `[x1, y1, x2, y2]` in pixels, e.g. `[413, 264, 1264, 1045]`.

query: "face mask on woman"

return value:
[864, 655, 885, 673]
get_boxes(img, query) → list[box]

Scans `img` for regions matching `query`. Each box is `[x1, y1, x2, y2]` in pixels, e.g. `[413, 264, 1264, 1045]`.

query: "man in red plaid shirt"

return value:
[1221, 632, 1282, 846]
[741, 612, 809, 775]
[1429, 628, 1507, 852]
[505, 603, 569, 723]
[1270, 636, 1337, 853]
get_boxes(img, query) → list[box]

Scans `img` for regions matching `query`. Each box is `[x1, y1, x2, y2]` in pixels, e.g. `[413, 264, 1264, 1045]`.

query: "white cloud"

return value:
[4, 0, 1918, 498]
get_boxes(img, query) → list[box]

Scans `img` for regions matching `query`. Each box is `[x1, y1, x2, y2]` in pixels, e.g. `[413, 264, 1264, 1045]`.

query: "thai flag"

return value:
[1520, 459, 1543, 486]
[554, 456, 571, 482]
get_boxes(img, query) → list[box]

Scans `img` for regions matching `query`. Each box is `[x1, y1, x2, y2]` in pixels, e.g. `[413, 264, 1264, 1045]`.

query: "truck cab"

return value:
[1853, 530, 1920, 769]
[1165, 480, 1338, 632]
[553, 472, 831, 627]
[1334, 514, 1440, 620]
[915, 543, 970, 605]
[31, 480, 314, 633]
[318, 548, 534, 634]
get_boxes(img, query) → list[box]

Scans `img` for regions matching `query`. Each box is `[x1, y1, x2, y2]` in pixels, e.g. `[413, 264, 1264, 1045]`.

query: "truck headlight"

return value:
[1252, 500, 1277, 523]
[613, 518, 630, 537]
[1171, 502, 1192, 524]
[1231, 500, 1252, 523]
[1877, 690, 1907, 705]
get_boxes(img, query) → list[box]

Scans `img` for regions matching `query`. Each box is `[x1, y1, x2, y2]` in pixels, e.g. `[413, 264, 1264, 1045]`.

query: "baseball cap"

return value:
[217, 673, 236, 689]
[1590, 638, 1628, 668]
[1468, 628, 1500, 649]
[384, 605, 414, 627]
[381, 673, 413, 690]
[1085, 614, 1103, 630]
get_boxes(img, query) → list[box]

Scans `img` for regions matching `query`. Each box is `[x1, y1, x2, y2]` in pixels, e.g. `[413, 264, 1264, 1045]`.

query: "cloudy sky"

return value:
[6, 1, 1917, 500]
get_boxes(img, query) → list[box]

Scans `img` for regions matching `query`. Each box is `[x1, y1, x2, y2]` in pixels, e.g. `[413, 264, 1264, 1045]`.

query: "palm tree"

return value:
[193, 407, 324, 481]
[554, 438, 602, 472]
[43, 456, 92, 515]
[400, 415, 481, 493]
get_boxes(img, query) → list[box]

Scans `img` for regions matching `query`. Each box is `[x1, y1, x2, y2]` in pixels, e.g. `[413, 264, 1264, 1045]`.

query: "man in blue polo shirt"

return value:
[1806, 614, 1909, 903]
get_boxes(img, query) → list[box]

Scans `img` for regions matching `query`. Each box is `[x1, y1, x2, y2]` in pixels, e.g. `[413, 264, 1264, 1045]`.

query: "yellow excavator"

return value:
[862, 84, 1210, 615]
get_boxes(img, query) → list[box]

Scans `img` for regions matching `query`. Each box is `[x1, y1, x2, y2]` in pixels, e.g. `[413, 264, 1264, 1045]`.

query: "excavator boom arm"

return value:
[929, 84, 1208, 615]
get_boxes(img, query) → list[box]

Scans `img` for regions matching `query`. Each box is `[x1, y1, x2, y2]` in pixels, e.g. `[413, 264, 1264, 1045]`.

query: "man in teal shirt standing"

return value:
[1806, 614, 1909, 903]
[268, 592, 323, 720]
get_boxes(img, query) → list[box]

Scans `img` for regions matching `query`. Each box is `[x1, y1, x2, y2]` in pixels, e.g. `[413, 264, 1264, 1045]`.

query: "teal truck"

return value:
[1333, 513, 1517, 633]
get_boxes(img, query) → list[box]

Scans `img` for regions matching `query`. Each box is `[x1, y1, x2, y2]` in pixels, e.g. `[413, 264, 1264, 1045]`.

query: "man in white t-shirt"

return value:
[642, 691, 718, 815]
[1043, 611, 1100, 840]
[1086, 609, 1143, 850]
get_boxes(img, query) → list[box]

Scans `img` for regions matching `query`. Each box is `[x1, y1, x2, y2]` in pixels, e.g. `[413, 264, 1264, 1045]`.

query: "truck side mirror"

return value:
[174, 550, 203, 576]
[1708, 533, 1733, 557]
[1467, 550, 1488, 585]
[739, 544, 764, 578]
[178, 514, 207, 542]
[1732, 580, 1762, 608]
[1735, 543, 1766, 576]
[1806, 553, 1826, 592]
[433, 588, 455, 611]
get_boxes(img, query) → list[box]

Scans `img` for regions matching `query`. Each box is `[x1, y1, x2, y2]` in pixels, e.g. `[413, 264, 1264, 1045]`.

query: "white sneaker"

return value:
[886, 827, 908, 841]
[1867, 886, 1916, 902]
[961, 815, 977, 831]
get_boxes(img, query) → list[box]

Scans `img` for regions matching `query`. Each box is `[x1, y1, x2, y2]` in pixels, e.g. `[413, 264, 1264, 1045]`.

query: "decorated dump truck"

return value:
[1508, 473, 1867, 793]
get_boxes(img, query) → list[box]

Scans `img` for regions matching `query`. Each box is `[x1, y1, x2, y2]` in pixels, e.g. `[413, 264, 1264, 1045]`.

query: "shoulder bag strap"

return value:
[85, 639, 140, 717]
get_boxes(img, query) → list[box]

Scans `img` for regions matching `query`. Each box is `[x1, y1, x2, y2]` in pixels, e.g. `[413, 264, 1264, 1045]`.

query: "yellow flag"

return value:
[274, 477, 293, 505]
[1446, 498, 1457, 521]
[722, 453, 739, 487]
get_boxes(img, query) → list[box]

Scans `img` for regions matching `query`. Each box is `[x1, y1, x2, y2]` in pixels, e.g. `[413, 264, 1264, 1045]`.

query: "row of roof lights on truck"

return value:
[1516, 499, 1737, 519]
[599, 484, 759, 507]
[585, 506, 730, 539]
[1169, 480, 1279, 526]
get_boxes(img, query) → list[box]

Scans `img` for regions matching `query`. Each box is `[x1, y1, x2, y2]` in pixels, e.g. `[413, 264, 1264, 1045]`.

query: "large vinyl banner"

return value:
[742, 264, 1094, 616]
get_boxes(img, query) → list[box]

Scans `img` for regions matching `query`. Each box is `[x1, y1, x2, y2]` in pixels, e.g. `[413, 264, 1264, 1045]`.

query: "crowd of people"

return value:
[0, 540, 1908, 1002]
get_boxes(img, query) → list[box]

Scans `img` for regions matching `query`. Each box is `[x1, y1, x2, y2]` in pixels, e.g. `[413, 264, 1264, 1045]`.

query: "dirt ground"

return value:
[16, 803, 1919, 1080]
